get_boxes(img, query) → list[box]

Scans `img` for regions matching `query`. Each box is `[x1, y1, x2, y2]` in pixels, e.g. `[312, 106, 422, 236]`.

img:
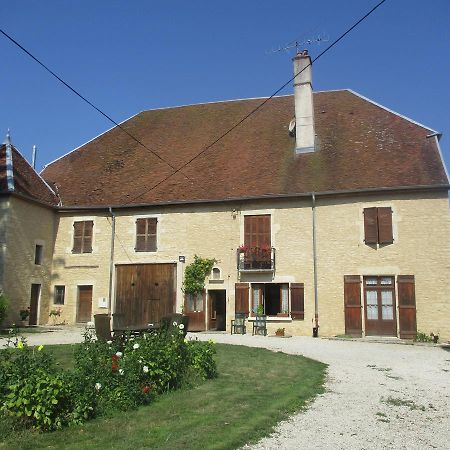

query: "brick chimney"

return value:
[292, 50, 315, 153]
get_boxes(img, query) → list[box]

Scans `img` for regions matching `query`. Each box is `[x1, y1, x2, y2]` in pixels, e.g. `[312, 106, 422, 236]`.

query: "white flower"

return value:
[179, 324, 185, 330]
[107, 340, 112, 345]
[139, 358, 143, 363]
[133, 343, 139, 350]
[172, 321, 177, 326]
[116, 351, 123, 357]
[95, 383, 102, 391]
[143, 365, 149, 373]
[119, 369, 124, 375]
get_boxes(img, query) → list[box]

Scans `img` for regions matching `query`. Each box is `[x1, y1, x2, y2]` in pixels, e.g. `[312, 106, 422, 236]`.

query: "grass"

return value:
[0, 343, 326, 450]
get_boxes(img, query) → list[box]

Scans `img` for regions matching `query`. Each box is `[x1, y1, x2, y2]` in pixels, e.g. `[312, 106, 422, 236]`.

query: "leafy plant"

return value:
[414, 331, 433, 343]
[19, 308, 30, 321]
[186, 339, 218, 380]
[256, 304, 264, 316]
[183, 255, 217, 294]
[0, 293, 8, 326]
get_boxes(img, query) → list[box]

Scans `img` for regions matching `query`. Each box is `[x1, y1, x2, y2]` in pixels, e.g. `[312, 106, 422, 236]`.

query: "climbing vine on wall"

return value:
[183, 255, 217, 295]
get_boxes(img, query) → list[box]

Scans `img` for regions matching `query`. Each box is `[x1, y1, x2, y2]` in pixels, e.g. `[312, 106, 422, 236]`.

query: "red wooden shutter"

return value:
[397, 275, 417, 339]
[235, 283, 249, 315]
[83, 221, 93, 253]
[290, 283, 304, 320]
[363, 208, 378, 244]
[73, 221, 83, 253]
[377, 207, 393, 244]
[344, 275, 362, 337]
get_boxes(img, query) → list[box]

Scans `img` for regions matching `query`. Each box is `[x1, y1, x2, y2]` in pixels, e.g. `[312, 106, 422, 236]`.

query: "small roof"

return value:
[41, 90, 448, 208]
[0, 143, 59, 206]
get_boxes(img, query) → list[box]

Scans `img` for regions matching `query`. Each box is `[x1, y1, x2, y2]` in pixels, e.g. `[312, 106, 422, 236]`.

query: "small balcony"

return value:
[237, 246, 276, 273]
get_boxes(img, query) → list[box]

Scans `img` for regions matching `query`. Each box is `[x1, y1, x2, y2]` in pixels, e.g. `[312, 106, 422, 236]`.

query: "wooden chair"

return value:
[252, 315, 267, 336]
[94, 314, 112, 341]
[231, 312, 247, 335]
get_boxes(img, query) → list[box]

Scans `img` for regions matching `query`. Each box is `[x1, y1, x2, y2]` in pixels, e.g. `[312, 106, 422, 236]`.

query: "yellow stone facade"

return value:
[2, 190, 449, 340]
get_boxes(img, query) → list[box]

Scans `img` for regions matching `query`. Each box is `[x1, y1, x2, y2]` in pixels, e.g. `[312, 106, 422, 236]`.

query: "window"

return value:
[135, 218, 157, 252]
[251, 283, 292, 316]
[54, 286, 65, 305]
[34, 244, 43, 265]
[72, 221, 93, 253]
[363, 207, 393, 245]
[243, 215, 272, 270]
[212, 267, 221, 280]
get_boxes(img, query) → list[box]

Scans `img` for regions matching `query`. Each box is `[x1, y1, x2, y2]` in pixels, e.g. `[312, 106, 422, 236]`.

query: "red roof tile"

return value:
[41, 90, 448, 207]
[0, 144, 59, 206]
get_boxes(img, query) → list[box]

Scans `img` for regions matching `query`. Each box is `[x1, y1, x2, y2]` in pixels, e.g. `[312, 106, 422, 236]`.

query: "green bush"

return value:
[414, 331, 433, 343]
[0, 325, 218, 432]
[0, 293, 8, 326]
[187, 339, 218, 380]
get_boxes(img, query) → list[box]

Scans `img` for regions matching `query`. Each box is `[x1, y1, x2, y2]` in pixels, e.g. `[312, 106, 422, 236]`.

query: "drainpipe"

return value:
[311, 193, 319, 336]
[108, 207, 116, 314]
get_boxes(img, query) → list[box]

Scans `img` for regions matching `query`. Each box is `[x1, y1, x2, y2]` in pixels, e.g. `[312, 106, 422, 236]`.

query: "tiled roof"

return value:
[41, 90, 448, 207]
[0, 144, 59, 206]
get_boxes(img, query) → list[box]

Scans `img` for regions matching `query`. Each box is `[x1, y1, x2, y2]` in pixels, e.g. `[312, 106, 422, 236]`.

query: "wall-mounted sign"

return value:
[179, 256, 186, 263]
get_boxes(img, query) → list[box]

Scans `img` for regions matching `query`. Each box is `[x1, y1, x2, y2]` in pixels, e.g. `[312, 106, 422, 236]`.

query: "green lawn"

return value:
[0, 343, 326, 450]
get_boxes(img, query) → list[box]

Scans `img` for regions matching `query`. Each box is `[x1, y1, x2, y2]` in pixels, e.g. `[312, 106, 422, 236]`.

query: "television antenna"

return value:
[267, 32, 330, 54]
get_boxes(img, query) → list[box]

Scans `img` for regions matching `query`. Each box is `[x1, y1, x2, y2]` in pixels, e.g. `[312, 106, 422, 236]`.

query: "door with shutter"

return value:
[344, 276, 362, 337]
[244, 215, 271, 269]
[184, 291, 206, 331]
[397, 275, 417, 339]
[235, 283, 249, 315]
[29, 284, 41, 326]
[77, 285, 93, 323]
[290, 283, 304, 320]
[364, 276, 397, 336]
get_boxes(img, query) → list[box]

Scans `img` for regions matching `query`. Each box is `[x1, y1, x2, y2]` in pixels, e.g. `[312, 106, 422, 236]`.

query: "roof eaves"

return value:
[347, 89, 438, 133]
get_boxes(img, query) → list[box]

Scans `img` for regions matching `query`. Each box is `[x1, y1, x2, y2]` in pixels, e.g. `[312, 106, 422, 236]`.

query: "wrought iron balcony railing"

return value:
[236, 247, 276, 272]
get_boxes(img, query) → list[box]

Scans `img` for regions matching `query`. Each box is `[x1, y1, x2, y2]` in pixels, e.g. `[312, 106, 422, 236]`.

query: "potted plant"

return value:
[275, 327, 285, 337]
[238, 245, 248, 253]
[19, 307, 30, 326]
[430, 332, 439, 344]
[256, 304, 264, 316]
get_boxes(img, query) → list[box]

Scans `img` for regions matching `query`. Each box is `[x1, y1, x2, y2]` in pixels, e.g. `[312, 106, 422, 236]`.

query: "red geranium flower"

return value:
[111, 354, 119, 371]
[142, 385, 151, 394]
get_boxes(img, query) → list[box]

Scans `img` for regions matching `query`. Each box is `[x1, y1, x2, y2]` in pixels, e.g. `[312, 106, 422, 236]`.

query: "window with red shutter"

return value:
[72, 221, 94, 253]
[363, 207, 393, 245]
[135, 218, 157, 252]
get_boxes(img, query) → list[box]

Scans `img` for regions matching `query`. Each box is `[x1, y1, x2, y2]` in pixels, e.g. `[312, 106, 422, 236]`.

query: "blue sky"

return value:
[1, 0, 449, 176]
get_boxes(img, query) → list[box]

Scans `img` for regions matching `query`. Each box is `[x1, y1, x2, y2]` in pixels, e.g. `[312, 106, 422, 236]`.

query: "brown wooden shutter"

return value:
[290, 283, 304, 320]
[397, 275, 417, 339]
[235, 283, 249, 315]
[135, 218, 146, 251]
[244, 215, 271, 248]
[83, 220, 93, 253]
[363, 208, 378, 244]
[344, 275, 362, 337]
[146, 218, 157, 252]
[377, 207, 393, 244]
[73, 221, 83, 253]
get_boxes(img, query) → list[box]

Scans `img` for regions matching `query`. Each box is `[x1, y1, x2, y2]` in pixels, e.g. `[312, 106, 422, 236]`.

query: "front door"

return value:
[364, 276, 397, 336]
[208, 290, 226, 331]
[77, 285, 93, 323]
[185, 291, 206, 331]
[29, 284, 41, 325]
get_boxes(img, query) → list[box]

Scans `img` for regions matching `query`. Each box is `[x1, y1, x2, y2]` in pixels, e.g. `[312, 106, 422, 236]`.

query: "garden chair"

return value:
[231, 312, 247, 335]
[94, 314, 112, 341]
[252, 315, 267, 336]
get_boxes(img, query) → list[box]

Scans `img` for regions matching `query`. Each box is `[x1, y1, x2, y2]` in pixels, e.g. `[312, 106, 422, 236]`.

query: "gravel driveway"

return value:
[194, 333, 450, 450]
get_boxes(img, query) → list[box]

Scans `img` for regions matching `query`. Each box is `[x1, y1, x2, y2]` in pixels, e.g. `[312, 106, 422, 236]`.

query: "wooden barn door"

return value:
[77, 286, 93, 323]
[397, 275, 417, 339]
[115, 264, 176, 327]
[344, 276, 362, 337]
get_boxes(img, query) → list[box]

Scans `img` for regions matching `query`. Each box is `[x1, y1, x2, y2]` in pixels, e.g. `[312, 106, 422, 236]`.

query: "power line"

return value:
[124, 0, 388, 205]
[0, 27, 193, 180]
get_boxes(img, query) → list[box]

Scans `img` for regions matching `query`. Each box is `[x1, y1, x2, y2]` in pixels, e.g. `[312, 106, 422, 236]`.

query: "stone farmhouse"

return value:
[1, 51, 449, 339]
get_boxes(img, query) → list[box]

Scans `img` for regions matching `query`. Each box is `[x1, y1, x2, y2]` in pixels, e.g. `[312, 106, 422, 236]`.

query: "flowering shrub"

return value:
[0, 326, 217, 432]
